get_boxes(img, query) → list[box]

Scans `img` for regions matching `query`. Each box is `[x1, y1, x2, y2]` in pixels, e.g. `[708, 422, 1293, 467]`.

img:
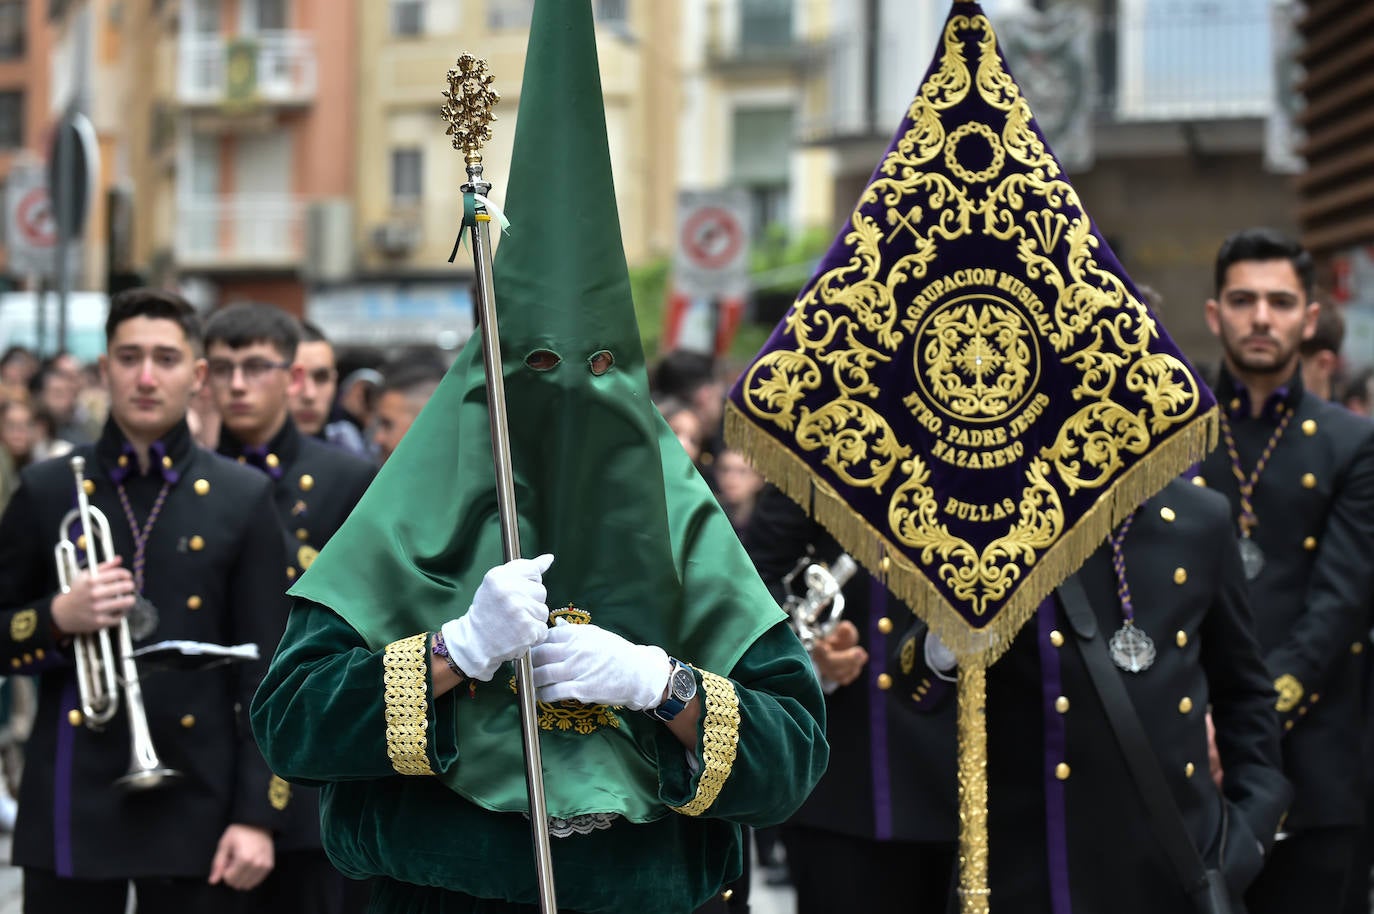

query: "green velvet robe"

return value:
[252, 602, 827, 914]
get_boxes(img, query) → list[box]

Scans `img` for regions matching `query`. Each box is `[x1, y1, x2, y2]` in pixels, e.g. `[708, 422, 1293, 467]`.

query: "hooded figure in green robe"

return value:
[250, 3, 828, 912]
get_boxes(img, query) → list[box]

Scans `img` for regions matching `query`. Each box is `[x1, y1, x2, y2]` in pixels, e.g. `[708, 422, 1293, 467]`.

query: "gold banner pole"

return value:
[957, 662, 991, 914]
[442, 55, 559, 913]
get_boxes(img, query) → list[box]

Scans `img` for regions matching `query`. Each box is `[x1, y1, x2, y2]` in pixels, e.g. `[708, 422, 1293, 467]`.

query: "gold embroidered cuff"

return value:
[671, 668, 739, 817]
[1274, 673, 1303, 714]
[383, 633, 436, 776]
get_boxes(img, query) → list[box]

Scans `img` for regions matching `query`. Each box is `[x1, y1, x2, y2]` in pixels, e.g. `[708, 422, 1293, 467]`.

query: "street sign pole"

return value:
[34, 274, 46, 356]
[54, 111, 71, 354]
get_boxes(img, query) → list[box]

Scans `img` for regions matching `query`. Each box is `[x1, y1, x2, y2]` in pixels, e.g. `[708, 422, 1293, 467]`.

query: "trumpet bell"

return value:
[116, 766, 182, 792]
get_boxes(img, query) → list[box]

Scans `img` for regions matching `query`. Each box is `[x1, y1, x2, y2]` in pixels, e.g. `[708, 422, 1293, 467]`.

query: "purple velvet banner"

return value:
[727, 2, 1214, 660]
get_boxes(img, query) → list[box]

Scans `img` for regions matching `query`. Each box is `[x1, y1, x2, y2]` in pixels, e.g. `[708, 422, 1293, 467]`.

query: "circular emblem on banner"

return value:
[915, 293, 1038, 423]
[680, 206, 744, 271]
[944, 123, 1006, 186]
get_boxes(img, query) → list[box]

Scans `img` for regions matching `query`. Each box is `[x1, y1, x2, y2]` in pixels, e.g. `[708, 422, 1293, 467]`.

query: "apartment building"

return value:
[681, 0, 832, 240]
[318, 0, 679, 349]
[1293, 0, 1374, 366]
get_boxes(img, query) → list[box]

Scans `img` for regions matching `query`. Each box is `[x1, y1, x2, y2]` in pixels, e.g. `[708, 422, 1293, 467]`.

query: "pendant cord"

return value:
[1219, 405, 1293, 538]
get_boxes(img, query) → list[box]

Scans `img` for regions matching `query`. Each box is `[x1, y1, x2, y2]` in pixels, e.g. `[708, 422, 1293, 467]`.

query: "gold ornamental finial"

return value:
[442, 54, 500, 162]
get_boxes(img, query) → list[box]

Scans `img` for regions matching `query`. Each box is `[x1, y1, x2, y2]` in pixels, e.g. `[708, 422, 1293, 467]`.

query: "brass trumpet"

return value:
[782, 552, 858, 651]
[54, 456, 179, 791]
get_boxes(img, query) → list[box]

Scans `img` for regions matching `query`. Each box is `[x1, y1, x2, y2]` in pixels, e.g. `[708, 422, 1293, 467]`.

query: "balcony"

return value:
[177, 32, 317, 109]
[803, 4, 1275, 147]
[487, 0, 629, 30]
[706, 0, 816, 73]
[175, 195, 305, 270]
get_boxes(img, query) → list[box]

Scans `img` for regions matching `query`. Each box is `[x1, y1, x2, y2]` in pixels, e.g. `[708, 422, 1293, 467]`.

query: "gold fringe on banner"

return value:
[725, 401, 1218, 669]
[729, 400, 1217, 913]
[957, 662, 990, 914]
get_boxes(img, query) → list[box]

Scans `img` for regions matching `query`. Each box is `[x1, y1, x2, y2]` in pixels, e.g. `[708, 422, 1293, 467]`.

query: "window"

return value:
[731, 106, 793, 236]
[0, 0, 25, 60]
[249, 0, 286, 31]
[187, 0, 220, 35]
[487, 0, 532, 30]
[391, 0, 424, 36]
[594, 0, 627, 28]
[1115, 0, 1271, 120]
[740, 0, 792, 50]
[390, 148, 422, 207]
[0, 91, 23, 150]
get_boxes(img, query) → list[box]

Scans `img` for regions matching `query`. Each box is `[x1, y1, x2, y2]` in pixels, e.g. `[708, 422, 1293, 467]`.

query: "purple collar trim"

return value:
[108, 438, 181, 486]
[237, 443, 285, 481]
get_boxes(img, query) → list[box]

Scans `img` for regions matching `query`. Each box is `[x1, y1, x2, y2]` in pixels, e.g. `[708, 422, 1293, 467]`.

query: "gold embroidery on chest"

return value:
[507, 604, 621, 734]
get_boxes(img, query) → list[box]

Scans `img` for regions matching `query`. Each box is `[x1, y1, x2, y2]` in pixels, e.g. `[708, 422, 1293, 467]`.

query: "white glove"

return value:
[924, 629, 958, 679]
[441, 554, 554, 682]
[529, 621, 672, 711]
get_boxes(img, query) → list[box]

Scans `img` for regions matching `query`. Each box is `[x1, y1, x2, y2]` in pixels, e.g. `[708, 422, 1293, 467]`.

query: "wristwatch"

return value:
[649, 658, 697, 722]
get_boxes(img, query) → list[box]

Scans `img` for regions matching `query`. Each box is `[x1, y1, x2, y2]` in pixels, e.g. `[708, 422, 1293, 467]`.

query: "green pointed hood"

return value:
[290, 0, 782, 822]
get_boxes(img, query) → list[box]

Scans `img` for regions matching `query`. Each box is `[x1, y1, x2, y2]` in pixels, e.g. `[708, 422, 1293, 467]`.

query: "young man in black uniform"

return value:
[1197, 228, 1374, 914]
[0, 288, 289, 913]
[204, 302, 376, 914]
[743, 485, 959, 914]
[894, 477, 1290, 913]
[290, 321, 370, 459]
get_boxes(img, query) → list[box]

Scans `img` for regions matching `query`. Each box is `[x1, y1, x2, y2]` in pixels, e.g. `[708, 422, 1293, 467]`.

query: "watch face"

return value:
[671, 666, 696, 702]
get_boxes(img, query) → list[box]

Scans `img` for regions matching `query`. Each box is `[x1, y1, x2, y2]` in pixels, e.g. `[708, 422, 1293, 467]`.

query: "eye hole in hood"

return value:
[526, 349, 562, 371]
[588, 350, 614, 376]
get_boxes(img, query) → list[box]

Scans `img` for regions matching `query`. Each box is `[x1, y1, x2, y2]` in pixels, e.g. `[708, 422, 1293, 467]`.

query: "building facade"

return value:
[802, 0, 1299, 362]
[1294, 0, 1374, 368]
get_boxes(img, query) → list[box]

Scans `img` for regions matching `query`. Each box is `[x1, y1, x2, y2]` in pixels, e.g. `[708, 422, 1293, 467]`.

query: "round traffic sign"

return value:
[680, 206, 745, 270]
[15, 187, 56, 248]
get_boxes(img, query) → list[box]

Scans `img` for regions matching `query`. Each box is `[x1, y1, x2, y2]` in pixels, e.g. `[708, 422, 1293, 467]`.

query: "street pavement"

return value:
[0, 831, 796, 914]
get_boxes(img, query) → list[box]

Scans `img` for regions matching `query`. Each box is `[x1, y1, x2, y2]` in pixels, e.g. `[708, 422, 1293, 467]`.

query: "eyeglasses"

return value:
[207, 358, 293, 384]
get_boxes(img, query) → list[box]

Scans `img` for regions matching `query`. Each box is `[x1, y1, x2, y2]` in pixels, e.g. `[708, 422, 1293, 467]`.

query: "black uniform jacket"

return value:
[218, 418, 374, 851]
[893, 479, 1290, 913]
[1198, 370, 1374, 831]
[0, 418, 291, 879]
[742, 485, 958, 843]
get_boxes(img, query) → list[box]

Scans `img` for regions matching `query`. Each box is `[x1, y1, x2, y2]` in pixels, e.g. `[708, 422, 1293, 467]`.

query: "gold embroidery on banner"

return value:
[10, 609, 37, 642]
[671, 669, 739, 817]
[382, 633, 436, 776]
[268, 775, 292, 810]
[1274, 674, 1303, 714]
[917, 297, 1035, 421]
[732, 12, 1212, 663]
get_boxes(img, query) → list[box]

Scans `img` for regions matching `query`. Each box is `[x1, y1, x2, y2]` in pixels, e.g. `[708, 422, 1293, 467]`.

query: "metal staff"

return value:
[442, 55, 558, 912]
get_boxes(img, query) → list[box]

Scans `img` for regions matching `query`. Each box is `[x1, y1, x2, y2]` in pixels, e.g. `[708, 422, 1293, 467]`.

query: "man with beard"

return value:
[1197, 227, 1374, 914]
